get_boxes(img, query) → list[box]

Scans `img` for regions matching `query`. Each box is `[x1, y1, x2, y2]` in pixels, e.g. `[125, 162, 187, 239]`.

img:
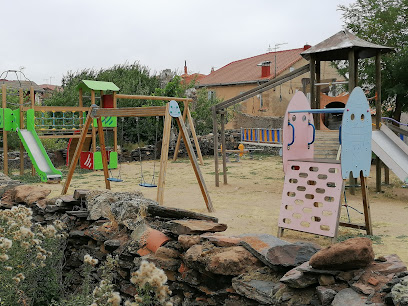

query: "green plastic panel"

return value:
[93, 116, 117, 128]
[0, 108, 3, 128]
[11, 109, 20, 132]
[4, 108, 12, 131]
[94, 151, 118, 170]
[77, 80, 119, 92]
[26, 109, 35, 131]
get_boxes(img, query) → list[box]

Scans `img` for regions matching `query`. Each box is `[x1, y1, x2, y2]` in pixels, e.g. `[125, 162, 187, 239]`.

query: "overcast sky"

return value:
[2, 0, 354, 85]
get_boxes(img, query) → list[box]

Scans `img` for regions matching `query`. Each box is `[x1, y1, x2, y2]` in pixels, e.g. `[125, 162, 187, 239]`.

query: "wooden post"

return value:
[220, 112, 227, 185]
[19, 88, 24, 175]
[79, 88, 83, 128]
[348, 50, 356, 195]
[186, 105, 204, 165]
[212, 107, 219, 187]
[30, 86, 35, 176]
[61, 110, 94, 195]
[360, 172, 373, 235]
[309, 55, 316, 109]
[97, 116, 111, 190]
[315, 60, 321, 130]
[157, 103, 172, 205]
[113, 92, 118, 152]
[172, 101, 188, 162]
[375, 52, 382, 192]
[173, 101, 204, 165]
[176, 115, 214, 212]
[91, 90, 96, 154]
[2, 84, 7, 175]
[384, 163, 390, 184]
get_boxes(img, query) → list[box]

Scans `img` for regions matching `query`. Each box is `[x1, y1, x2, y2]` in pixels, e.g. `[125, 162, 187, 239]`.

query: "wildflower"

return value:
[107, 292, 121, 306]
[84, 254, 98, 266]
[0, 238, 12, 250]
[4, 266, 12, 271]
[0, 254, 9, 262]
[12, 277, 21, 284]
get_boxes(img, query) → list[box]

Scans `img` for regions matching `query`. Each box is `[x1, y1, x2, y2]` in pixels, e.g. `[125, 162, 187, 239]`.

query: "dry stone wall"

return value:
[1, 182, 407, 305]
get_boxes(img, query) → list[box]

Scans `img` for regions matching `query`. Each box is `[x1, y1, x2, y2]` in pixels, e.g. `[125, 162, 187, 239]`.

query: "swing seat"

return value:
[107, 177, 123, 182]
[139, 182, 157, 188]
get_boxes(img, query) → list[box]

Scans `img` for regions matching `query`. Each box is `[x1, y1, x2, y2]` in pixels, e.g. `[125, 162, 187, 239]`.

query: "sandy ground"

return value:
[37, 155, 408, 264]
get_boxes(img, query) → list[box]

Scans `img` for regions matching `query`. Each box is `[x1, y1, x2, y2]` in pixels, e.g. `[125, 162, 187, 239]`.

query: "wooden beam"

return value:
[186, 105, 204, 165]
[97, 117, 111, 190]
[315, 60, 321, 129]
[116, 94, 192, 102]
[2, 84, 8, 175]
[215, 64, 310, 110]
[220, 112, 227, 185]
[79, 88, 83, 128]
[348, 50, 356, 89]
[30, 86, 35, 176]
[91, 90, 96, 154]
[39, 134, 92, 139]
[19, 88, 24, 175]
[157, 103, 172, 205]
[113, 92, 118, 152]
[360, 172, 373, 235]
[176, 115, 214, 212]
[310, 55, 316, 110]
[21, 106, 90, 112]
[212, 107, 220, 187]
[92, 107, 166, 118]
[61, 110, 94, 195]
[172, 101, 189, 162]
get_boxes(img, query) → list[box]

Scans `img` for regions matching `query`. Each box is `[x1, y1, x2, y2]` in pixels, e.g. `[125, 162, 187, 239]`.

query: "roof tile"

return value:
[199, 48, 305, 86]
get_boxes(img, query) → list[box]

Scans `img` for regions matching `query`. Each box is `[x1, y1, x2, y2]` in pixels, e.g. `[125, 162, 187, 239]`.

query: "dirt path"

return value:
[39, 155, 408, 264]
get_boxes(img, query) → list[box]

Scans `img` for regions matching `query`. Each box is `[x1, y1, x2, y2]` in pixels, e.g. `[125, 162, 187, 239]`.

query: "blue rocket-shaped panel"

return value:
[341, 87, 372, 179]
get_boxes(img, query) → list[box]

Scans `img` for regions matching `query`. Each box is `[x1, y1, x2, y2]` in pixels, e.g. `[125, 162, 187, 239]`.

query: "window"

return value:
[258, 94, 263, 108]
[208, 90, 215, 100]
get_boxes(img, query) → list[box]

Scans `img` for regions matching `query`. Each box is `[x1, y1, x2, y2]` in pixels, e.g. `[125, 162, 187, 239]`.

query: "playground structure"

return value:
[1, 79, 206, 187]
[61, 94, 213, 212]
[212, 30, 404, 193]
[1, 83, 64, 182]
[278, 87, 373, 240]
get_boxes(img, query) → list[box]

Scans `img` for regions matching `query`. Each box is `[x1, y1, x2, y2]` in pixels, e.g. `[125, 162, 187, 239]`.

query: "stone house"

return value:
[197, 45, 343, 129]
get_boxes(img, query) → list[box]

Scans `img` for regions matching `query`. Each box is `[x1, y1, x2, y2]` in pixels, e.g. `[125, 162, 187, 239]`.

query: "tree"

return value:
[190, 88, 222, 135]
[46, 63, 161, 145]
[339, 0, 408, 121]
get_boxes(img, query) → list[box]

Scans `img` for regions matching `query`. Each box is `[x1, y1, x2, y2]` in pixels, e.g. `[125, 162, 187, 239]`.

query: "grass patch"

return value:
[396, 235, 408, 239]
[336, 233, 383, 245]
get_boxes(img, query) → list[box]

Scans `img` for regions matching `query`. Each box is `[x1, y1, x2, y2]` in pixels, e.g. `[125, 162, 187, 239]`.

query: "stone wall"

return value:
[1, 183, 407, 305]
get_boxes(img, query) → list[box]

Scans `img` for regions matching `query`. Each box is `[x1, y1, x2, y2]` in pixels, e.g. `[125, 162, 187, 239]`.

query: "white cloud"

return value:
[1, 0, 355, 85]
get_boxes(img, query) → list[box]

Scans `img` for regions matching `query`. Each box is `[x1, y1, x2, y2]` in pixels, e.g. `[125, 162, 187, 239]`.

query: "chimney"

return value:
[184, 60, 187, 75]
[258, 61, 271, 78]
[304, 44, 311, 50]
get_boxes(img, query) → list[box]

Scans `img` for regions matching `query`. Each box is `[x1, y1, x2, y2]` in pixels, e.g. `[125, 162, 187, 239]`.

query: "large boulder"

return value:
[309, 238, 374, 270]
[12, 185, 51, 205]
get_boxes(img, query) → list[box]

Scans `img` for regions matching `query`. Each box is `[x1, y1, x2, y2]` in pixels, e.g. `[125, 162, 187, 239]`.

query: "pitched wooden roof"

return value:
[301, 30, 394, 61]
[198, 47, 308, 87]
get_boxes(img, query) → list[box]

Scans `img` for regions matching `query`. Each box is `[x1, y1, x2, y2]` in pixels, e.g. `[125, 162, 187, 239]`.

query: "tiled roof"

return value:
[199, 47, 307, 86]
[181, 73, 206, 85]
[1, 80, 44, 92]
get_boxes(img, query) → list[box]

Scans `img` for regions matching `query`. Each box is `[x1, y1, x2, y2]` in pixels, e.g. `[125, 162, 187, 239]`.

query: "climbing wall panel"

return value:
[278, 160, 344, 238]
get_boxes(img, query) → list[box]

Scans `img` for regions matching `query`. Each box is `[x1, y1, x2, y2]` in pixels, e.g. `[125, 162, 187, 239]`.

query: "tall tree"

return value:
[339, 0, 408, 121]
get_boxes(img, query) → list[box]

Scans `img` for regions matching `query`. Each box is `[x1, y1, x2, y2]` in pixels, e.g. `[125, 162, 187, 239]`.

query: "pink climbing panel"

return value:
[278, 160, 343, 238]
[283, 92, 315, 173]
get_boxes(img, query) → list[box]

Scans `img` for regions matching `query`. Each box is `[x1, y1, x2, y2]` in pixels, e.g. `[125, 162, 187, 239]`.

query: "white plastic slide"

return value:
[18, 129, 62, 182]
[372, 124, 408, 183]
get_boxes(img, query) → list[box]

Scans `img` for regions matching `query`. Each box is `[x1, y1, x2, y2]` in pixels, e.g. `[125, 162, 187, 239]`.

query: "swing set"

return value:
[62, 90, 213, 212]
